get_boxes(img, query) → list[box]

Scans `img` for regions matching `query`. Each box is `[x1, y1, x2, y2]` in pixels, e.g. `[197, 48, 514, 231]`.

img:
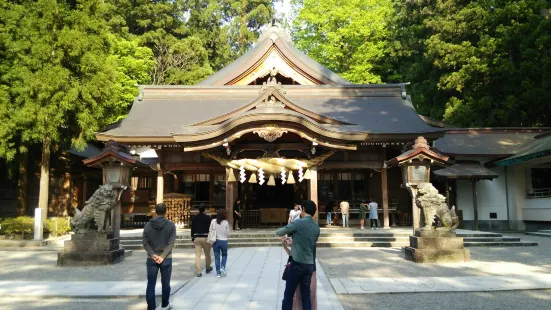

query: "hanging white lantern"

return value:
[280, 167, 286, 185]
[239, 165, 246, 183]
[258, 168, 265, 185]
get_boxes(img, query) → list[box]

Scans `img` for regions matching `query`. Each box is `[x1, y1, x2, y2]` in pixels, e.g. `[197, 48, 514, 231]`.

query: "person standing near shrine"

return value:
[289, 202, 302, 224]
[211, 209, 230, 278]
[360, 202, 368, 229]
[369, 198, 379, 229]
[191, 203, 213, 277]
[340, 199, 350, 228]
[233, 198, 242, 231]
[276, 200, 320, 310]
[143, 203, 176, 310]
[326, 201, 334, 226]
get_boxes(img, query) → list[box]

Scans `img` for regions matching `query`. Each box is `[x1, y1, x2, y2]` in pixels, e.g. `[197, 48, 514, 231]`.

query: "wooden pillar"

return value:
[308, 166, 319, 223]
[381, 168, 389, 228]
[173, 174, 179, 193]
[472, 180, 479, 231]
[226, 168, 234, 226]
[112, 195, 121, 239]
[156, 170, 164, 204]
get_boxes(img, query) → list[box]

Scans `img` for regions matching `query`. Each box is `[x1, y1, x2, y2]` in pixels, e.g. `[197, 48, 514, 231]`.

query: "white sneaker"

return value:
[371, 227, 374, 230]
[217, 273, 221, 278]
[161, 302, 173, 310]
[221, 268, 227, 277]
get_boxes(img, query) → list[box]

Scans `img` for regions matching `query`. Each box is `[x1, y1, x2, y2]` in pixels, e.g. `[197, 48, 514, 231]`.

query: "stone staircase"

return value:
[525, 230, 551, 238]
[120, 231, 538, 250]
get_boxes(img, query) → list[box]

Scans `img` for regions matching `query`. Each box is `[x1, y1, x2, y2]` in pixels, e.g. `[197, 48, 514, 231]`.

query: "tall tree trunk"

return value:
[38, 137, 51, 221]
[17, 150, 28, 216]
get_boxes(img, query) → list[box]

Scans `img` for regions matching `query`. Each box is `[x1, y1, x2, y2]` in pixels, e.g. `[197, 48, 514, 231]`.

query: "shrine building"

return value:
[92, 23, 551, 231]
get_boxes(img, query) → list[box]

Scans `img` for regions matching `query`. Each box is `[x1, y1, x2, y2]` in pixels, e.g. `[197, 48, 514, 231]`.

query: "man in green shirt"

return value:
[275, 200, 320, 310]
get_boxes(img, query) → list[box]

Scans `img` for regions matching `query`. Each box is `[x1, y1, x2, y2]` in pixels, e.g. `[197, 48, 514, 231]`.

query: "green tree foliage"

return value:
[387, 0, 551, 127]
[221, 0, 276, 57]
[290, 0, 394, 84]
[108, 0, 214, 84]
[0, 0, 154, 216]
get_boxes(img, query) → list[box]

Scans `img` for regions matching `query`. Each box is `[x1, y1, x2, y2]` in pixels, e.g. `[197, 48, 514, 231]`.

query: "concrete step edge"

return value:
[525, 232, 551, 237]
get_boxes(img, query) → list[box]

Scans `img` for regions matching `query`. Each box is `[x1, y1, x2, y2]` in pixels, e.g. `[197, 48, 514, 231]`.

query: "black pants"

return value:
[233, 215, 241, 230]
[146, 258, 172, 310]
[282, 261, 315, 310]
[370, 219, 378, 228]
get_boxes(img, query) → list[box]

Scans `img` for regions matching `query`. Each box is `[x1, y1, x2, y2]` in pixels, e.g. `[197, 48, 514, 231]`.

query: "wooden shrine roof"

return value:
[433, 161, 499, 180]
[96, 84, 443, 144]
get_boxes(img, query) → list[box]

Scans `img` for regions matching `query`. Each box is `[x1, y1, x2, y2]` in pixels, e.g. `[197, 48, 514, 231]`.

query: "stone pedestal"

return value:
[405, 230, 470, 263]
[57, 232, 125, 266]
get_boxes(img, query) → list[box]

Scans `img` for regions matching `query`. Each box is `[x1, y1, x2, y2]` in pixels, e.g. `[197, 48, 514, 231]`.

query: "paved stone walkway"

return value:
[330, 274, 551, 294]
[0, 281, 187, 297]
[171, 247, 344, 310]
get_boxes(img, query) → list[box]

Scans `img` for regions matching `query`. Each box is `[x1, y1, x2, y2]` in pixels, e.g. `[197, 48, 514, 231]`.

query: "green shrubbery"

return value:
[0, 216, 71, 238]
[44, 217, 71, 237]
[0, 216, 34, 237]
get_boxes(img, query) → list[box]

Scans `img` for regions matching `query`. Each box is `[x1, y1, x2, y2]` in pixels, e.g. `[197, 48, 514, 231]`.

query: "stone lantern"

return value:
[57, 141, 148, 266]
[386, 137, 449, 231]
[387, 137, 470, 263]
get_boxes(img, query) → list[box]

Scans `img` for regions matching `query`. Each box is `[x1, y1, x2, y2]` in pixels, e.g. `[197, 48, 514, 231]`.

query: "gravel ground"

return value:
[318, 233, 551, 278]
[0, 249, 198, 281]
[339, 290, 551, 310]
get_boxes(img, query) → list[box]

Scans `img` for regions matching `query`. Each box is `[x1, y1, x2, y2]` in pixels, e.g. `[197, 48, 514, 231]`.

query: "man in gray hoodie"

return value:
[143, 203, 176, 310]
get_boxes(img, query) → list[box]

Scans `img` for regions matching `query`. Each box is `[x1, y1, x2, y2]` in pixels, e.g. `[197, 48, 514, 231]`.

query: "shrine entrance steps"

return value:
[525, 230, 551, 238]
[119, 228, 537, 249]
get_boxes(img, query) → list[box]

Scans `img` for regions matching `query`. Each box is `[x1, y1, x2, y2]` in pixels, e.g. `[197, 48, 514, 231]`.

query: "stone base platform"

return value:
[405, 230, 470, 263]
[57, 232, 125, 266]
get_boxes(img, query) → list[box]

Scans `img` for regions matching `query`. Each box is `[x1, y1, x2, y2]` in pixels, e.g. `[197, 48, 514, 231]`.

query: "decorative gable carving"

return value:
[253, 125, 288, 142]
[256, 95, 285, 109]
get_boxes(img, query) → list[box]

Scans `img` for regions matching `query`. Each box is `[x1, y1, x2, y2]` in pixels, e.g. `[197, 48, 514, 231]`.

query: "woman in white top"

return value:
[288, 203, 302, 224]
[211, 209, 230, 278]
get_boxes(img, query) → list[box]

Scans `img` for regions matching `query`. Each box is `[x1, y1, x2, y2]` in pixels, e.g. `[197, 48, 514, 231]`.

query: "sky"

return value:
[274, 0, 292, 20]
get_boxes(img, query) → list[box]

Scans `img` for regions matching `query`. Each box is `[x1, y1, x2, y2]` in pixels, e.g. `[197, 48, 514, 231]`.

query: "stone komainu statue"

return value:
[71, 184, 117, 233]
[416, 183, 459, 231]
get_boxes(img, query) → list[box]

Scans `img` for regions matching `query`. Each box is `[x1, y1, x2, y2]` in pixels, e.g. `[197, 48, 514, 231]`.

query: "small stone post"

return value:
[34, 208, 43, 240]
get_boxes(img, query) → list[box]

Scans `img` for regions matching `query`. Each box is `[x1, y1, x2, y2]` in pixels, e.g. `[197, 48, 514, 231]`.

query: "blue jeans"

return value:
[282, 261, 315, 310]
[213, 239, 228, 274]
[327, 212, 332, 224]
[146, 257, 172, 310]
[342, 214, 349, 227]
